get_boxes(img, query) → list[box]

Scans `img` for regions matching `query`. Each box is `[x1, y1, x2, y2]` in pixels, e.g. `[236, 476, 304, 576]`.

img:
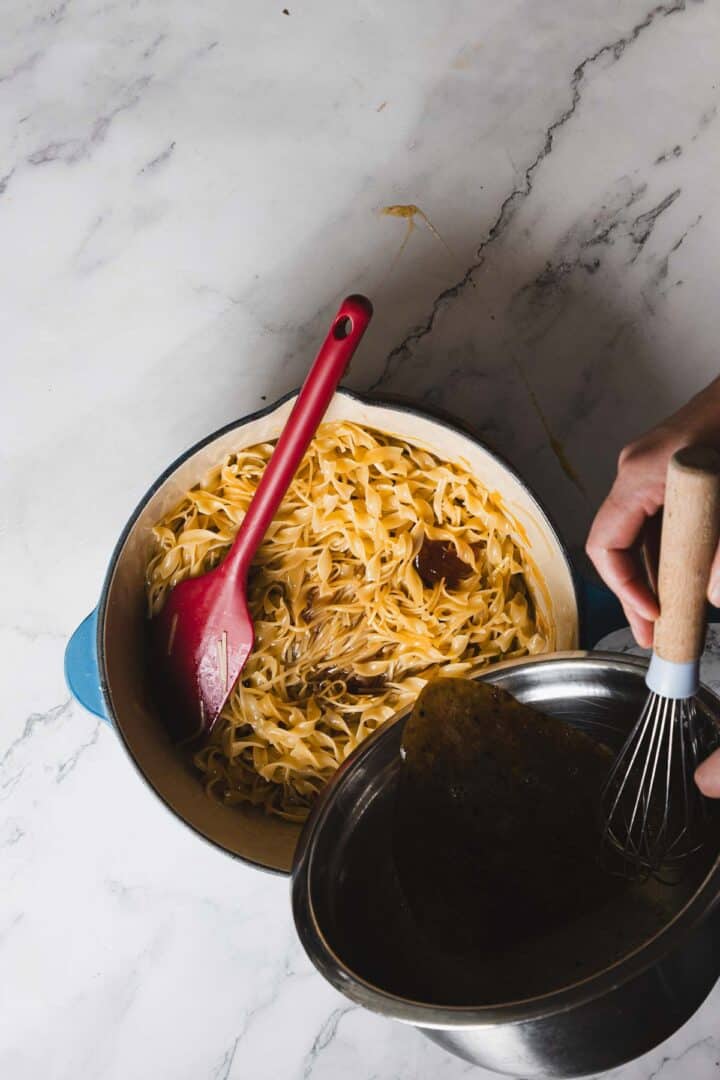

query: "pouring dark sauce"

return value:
[395, 678, 622, 954]
[331, 678, 695, 1005]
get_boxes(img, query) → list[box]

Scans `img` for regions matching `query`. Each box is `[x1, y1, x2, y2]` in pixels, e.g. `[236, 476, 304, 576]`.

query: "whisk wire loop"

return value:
[601, 693, 712, 877]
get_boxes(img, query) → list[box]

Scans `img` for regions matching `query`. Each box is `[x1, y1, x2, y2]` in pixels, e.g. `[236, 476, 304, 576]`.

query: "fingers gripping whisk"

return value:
[599, 446, 720, 878]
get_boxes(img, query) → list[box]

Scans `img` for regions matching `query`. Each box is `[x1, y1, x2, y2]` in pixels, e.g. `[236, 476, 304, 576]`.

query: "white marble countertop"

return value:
[4, 1, 720, 1077]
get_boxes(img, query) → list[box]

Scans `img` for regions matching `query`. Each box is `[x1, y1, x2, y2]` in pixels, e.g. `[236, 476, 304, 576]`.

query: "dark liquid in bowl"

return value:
[330, 679, 705, 1005]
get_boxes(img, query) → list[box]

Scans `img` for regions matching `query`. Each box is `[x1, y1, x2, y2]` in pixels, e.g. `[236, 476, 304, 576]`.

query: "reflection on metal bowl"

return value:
[292, 652, 720, 1079]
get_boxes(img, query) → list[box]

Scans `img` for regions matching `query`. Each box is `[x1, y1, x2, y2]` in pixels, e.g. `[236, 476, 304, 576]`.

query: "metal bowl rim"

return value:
[291, 650, 720, 1028]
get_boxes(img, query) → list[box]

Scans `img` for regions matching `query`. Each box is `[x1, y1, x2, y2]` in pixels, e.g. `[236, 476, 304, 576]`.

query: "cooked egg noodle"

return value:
[146, 422, 549, 821]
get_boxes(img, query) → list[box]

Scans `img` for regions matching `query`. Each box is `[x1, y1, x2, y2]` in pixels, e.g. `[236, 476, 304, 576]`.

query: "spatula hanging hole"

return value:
[333, 315, 353, 339]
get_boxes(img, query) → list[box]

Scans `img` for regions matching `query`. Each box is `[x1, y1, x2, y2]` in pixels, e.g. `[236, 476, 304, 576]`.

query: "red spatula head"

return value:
[150, 295, 373, 742]
[153, 564, 255, 741]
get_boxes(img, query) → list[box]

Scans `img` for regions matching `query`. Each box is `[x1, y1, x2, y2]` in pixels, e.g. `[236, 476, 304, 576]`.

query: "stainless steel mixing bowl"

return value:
[292, 653, 720, 1079]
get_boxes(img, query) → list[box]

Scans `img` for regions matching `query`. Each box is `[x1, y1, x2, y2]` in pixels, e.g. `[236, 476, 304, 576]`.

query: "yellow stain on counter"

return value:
[381, 204, 453, 264]
[513, 360, 586, 496]
[452, 42, 483, 70]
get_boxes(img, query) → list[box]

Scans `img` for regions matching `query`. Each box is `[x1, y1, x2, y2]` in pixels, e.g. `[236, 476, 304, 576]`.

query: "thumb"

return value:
[695, 747, 720, 798]
[708, 542, 720, 609]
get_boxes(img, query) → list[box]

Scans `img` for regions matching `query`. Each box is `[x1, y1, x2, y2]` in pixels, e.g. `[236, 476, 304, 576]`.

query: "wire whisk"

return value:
[601, 446, 720, 878]
[602, 693, 716, 877]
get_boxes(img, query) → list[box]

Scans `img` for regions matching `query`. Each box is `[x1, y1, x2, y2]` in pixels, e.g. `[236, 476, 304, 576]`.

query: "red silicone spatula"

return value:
[153, 295, 373, 742]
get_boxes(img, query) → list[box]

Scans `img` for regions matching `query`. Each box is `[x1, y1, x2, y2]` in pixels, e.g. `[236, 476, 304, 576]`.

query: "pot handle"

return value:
[64, 609, 110, 722]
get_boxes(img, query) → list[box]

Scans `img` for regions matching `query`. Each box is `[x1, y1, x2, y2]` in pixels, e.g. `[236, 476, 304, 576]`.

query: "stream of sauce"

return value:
[395, 680, 624, 953]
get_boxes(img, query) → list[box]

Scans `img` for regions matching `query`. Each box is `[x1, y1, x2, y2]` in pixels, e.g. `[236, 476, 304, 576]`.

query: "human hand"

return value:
[587, 379, 720, 798]
[586, 377, 720, 648]
[696, 747, 720, 797]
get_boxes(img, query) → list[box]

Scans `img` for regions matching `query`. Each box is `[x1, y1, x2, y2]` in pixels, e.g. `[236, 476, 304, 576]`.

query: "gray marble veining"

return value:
[3, 1, 720, 1077]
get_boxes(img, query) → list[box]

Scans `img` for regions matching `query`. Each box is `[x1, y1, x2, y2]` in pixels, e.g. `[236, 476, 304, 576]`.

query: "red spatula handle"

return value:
[223, 294, 373, 580]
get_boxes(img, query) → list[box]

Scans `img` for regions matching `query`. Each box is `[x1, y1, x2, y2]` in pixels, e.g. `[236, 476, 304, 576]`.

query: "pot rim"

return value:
[96, 386, 579, 875]
[291, 650, 720, 1028]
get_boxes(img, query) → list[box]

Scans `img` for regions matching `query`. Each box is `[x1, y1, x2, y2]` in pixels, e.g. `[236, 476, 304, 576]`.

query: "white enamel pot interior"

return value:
[98, 389, 579, 873]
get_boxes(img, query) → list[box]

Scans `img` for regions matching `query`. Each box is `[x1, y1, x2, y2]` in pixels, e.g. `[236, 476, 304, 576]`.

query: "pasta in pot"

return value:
[146, 421, 550, 821]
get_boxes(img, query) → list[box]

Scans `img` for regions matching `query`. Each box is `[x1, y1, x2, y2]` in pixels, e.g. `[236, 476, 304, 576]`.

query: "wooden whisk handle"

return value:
[654, 446, 720, 664]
